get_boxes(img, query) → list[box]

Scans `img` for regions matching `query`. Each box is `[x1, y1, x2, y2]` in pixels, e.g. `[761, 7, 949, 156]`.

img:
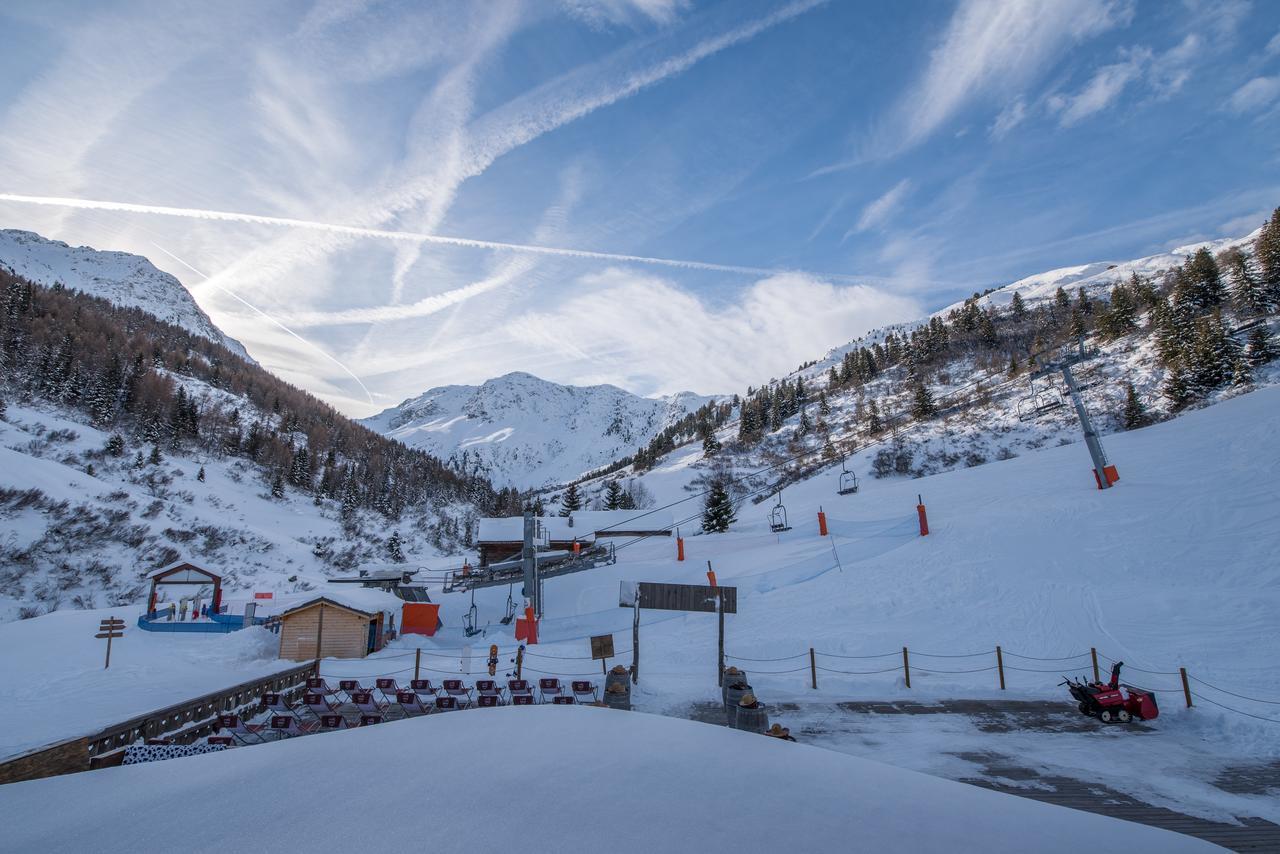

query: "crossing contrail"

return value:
[0, 192, 883, 284]
[147, 242, 377, 406]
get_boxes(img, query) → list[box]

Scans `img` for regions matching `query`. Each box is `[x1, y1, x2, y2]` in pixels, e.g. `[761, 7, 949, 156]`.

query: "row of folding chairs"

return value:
[305, 676, 600, 708]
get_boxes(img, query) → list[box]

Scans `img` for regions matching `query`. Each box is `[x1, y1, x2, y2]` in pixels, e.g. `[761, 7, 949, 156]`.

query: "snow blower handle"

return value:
[1109, 661, 1124, 690]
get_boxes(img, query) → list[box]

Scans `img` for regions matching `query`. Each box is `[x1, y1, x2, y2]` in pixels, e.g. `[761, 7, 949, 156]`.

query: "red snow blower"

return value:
[1061, 661, 1158, 724]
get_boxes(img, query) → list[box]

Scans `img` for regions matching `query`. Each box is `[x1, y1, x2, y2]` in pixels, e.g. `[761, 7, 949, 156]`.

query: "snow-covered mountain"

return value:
[362, 372, 715, 489]
[0, 229, 249, 360]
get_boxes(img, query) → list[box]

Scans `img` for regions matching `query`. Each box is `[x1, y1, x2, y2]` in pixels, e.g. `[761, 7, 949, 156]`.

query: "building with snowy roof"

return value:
[473, 511, 673, 565]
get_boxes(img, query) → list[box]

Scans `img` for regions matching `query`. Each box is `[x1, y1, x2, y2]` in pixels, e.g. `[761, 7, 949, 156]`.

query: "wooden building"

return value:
[474, 511, 674, 566]
[277, 597, 386, 661]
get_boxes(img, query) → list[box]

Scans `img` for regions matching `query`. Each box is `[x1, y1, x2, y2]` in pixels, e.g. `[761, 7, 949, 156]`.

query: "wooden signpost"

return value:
[96, 617, 125, 669]
[619, 581, 738, 686]
[590, 633, 615, 677]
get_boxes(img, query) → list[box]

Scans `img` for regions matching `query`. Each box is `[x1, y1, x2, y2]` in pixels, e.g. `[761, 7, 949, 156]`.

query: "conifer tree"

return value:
[133, 450, 145, 469]
[1254, 207, 1280, 298]
[702, 432, 721, 456]
[148, 445, 162, 465]
[1163, 361, 1194, 410]
[910, 382, 937, 420]
[1010, 291, 1027, 321]
[559, 482, 582, 516]
[797, 407, 812, 436]
[1180, 248, 1224, 312]
[271, 471, 285, 499]
[1221, 247, 1269, 315]
[867, 399, 883, 434]
[1121, 382, 1148, 430]
[1246, 325, 1276, 366]
[1231, 355, 1252, 388]
[701, 481, 736, 533]
[818, 390, 831, 416]
[604, 479, 624, 510]
[1102, 282, 1137, 338]
[1007, 353, 1019, 377]
[197, 465, 206, 482]
[386, 531, 405, 562]
[105, 434, 125, 457]
[1188, 314, 1237, 393]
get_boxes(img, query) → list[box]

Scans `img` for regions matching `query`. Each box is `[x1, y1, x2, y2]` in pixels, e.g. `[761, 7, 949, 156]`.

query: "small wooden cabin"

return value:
[277, 597, 386, 660]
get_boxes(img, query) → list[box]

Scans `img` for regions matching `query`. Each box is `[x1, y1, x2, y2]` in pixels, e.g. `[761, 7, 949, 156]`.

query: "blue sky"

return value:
[1, 0, 1278, 415]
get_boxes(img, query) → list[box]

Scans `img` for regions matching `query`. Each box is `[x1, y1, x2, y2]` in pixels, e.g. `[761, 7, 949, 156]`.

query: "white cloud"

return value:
[504, 269, 921, 394]
[561, 0, 690, 27]
[1227, 76, 1280, 114]
[1268, 30, 1280, 56]
[989, 99, 1028, 139]
[850, 179, 912, 236]
[1048, 48, 1150, 126]
[886, 0, 1132, 154]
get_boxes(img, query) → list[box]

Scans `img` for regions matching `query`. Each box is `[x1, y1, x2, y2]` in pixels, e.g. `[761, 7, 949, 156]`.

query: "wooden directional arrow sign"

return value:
[96, 617, 124, 669]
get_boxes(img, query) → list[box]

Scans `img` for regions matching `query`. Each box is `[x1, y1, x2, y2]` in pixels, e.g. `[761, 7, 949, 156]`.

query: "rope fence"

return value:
[720, 643, 1280, 724]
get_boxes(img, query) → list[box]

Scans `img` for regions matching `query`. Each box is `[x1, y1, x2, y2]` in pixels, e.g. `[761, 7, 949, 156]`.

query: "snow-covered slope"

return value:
[1, 707, 1216, 853]
[0, 229, 249, 359]
[938, 230, 1261, 316]
[362, 371, 714, 489]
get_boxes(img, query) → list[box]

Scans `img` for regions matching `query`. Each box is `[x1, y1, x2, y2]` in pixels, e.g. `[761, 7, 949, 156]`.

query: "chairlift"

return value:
[837, 456, 859, 496]
[1016, 377, 1066, 422]
[463, 588, 482, 637]
[768, 493, 792, 533]
[500, 584, 516, 625]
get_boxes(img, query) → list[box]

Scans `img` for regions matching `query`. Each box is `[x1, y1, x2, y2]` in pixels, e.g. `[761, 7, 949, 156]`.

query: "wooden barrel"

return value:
[721, 669, 748, 704]
[603, 682, 631, 711]
[722, 683, 753, 727]
[604, 666, 630, 696]
[734, 702, 769, 734]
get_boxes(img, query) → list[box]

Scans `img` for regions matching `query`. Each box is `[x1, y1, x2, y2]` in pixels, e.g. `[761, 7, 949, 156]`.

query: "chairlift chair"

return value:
[768, 494, 792, 533]
[837, 457, 859, 496]
[1016, 378, 1066, 422]
[500, 584, 516, 625]
[463, 588, 481, 638]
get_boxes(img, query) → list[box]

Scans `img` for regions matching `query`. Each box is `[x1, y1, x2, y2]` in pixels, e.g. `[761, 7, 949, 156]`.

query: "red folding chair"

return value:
[262, 692, 299, 718]
[442, 680, 473, 708]
[507, 679, 534, 702]
[216, 714, 266, 745]
[571, 681, 599, 703]
[267, 714, 317, 739]
[475, 680, 503, 702]
[375, 678, 405, 705]
[410, 679, 439, 701]
[538, 678, 565, 703]
[301, 692, 342, 718]
[476, 694, 501, 708]
[317, 714, 349, 732]
[306, 676, 341, 700]
[395, 690, 433, 717]
[349, 691, 385, 716]
[511, 694, 534, 706]
[205, 735, 235, 747]
[358, 714, 383, 727]
[552, 695, 576, 705]
[434, 696, 459, 713]
[337, 679, 367, 702]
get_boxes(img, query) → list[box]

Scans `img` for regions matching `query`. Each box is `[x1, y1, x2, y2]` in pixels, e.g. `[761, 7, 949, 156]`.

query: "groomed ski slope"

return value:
[1, 706, 1219, 854]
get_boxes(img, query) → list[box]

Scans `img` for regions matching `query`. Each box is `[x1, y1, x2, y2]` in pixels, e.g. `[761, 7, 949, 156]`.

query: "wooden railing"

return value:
[0, 659, 317, 785]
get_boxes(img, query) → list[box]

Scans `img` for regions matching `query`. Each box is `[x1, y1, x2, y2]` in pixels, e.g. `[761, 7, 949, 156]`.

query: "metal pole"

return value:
[632, 594, 640, 685]
[1062, 363, 1111, 489]
[717, 592, 725, 688]
[520, 511, 537, 614]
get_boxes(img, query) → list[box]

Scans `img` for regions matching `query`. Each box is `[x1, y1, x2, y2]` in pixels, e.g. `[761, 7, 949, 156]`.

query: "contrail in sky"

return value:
[1, 192, 883, 284]
[147, 242, 377, 406]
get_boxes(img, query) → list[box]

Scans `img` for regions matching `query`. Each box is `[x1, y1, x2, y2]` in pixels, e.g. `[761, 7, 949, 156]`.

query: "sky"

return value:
[1, 0, 1278, 417]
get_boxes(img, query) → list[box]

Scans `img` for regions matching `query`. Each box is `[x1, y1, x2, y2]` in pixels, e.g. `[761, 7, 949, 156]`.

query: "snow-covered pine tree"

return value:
[867, 398, 883, 434]
[701, 482, 736, 533]
[1189, 313, 1238, 393]
[818, 390, 831, 417]
[1010, 291, 1027, 321]
[559, 482, 582, 516]
[271, 471, 285, 499]
[1180, 248, 1225, 312]
[386, 531, 405, 562]
[1007, 353, 1019, 377]
[1121, 382, 1148, 430]
[197, 465, 206, 482]
[1163, 360, 1194, 410]
[702, 432, 721, 456]
[911, 382, 937, 420]
[604, 479, 624, 510]
[1246, 325, 1276, 366]
[105, 434, 125, 457]
[1102, 282, 1137, 338]
[1221, 247, 1269, 315]
[1254, 207, 1280, 299]
[148, 445, 162, 465]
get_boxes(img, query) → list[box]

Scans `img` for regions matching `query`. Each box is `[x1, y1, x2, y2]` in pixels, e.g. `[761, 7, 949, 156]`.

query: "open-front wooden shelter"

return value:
[146, 562, 222, 614]
[277, 597, 386, 660]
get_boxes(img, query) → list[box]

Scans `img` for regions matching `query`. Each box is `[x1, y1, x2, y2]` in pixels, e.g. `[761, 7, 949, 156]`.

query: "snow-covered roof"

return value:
[145, 561, 221, 581]
[279, 588, 403, 619]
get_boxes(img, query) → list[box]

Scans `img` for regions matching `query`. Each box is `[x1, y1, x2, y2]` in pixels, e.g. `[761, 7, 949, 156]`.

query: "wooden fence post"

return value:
[902, 646, 911, 688]
[414, 649, 421, 682]
[996, 646, 1005, 690]
[809, 647, 817, 690]
[1090, 647, 1100, 683]
[1180, 667, 1193, 708]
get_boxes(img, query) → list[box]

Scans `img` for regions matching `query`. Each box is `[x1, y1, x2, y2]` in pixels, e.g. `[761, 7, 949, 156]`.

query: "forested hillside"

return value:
[0, 270, 512, 619]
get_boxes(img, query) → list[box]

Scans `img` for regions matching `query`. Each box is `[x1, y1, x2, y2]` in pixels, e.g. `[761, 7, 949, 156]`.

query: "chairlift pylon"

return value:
[837, 455, 859, 496]
[768, 492, 792, 533]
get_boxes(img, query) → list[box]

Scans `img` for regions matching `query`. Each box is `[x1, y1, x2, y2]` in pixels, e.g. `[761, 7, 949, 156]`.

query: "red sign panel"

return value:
[254, 592, 274, 600]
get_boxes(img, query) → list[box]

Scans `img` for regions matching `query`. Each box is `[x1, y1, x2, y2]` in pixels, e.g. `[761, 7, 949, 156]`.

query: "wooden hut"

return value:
[277, 597, 386, 661]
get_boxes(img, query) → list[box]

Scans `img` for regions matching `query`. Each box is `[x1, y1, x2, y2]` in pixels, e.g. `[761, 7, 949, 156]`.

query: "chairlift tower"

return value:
[1031, 337, 1117, 490]
[520, 511, 539, 616]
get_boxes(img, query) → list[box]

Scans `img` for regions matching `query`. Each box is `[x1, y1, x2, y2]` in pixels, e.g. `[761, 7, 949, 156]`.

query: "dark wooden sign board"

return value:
[96, 617, 124, 669]
[618, 581, 738, 686]
[590, 634, 615, 660]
